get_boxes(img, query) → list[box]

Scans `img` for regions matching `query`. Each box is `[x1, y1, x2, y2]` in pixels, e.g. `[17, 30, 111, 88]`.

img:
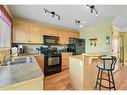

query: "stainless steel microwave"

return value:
[43, 35, 59, 45]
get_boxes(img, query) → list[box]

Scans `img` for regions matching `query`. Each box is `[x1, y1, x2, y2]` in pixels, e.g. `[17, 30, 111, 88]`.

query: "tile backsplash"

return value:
[13, 44, 41, 54]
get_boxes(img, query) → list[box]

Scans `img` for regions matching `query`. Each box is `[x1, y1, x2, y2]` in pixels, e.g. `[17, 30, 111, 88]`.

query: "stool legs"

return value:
[110, 71, 116, 90]
[95, 68, 100, 89]
[99, 70, 103, 90]
[108, 71, 111, 90]
[95, 69, 116, 90]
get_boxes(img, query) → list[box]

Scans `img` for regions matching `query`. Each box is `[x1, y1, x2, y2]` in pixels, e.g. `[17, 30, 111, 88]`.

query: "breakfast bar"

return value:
[69, 52, 108, 90]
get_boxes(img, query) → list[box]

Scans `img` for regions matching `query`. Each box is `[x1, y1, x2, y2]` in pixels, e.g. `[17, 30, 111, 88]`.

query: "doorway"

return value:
[120, 35, 124, 66]
[111, 26, 121, 70]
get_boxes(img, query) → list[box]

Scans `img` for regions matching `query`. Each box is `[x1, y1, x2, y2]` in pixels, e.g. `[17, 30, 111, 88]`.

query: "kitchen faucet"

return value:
[2, 52, 18, 64]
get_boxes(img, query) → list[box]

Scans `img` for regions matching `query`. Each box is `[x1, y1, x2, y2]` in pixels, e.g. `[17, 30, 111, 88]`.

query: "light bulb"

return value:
[79, 24, 83, 28]
[44, 12, 46, 15]
[95, 14, 98, 16]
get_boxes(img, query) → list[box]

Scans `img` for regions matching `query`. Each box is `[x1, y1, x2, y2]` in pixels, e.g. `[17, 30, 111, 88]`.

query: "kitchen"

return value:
[0, 5, 127, 90]
[0, 5, 86, 90]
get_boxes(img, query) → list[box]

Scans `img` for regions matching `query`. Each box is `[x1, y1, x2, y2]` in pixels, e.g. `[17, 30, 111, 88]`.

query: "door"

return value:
[120, 35, 124, 66]
[111, 26, 120, 70]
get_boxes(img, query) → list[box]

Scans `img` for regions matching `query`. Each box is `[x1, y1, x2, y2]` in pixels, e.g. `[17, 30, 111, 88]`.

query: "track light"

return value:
[86, 5, 98, 16]
[44, 8, 61, 20]
[75, 19, 84, 28]
[75, 20, 81, 25]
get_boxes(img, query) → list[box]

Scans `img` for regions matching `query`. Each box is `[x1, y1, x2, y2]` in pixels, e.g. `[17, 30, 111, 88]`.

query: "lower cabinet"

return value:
[62, 52, 72, 70]
[0, 77, 44, 90]
[35, 55, 44, 71]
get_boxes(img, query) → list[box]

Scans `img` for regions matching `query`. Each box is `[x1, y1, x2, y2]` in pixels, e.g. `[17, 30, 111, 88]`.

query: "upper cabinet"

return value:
[13, 20, 80, 44]
[13, 21, 42, 43]
[68, 31, 80, 38]
[29, 24, 42, 43]
[13, 20, 29, 43]
[59, 31, 69, 44]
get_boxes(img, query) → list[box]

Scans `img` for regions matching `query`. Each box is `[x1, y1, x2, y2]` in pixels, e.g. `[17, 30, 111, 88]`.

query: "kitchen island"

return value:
[0, 55, 44, 90]
[69, 52, 107, 90]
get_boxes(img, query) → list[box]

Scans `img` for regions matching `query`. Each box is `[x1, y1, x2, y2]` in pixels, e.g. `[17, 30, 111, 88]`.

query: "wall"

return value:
[80, 19, 112, 53]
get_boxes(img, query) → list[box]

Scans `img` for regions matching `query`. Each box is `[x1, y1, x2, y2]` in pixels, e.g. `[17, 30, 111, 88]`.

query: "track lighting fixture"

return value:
[86, 5, 98, 16]
[75, 19, 83, 28]
[75, 20, 81, 25]
[44, 8, 60, 20]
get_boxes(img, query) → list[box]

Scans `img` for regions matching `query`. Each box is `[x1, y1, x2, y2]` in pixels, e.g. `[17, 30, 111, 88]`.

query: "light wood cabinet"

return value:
[35, 55, 44, 71]
[13, 20, 79, 44]
[29, 24, 42, 43]
[62, 52, 72, 70]
[59, 31, 69, 44]
[13, 21, 42, 43]
[0, 77, 43, 90]
[68, 31, 80, 38]
[13, 20, 29, 43]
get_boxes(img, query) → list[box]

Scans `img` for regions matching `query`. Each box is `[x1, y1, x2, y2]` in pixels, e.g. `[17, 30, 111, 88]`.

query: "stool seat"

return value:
[97, 64, 114, 71]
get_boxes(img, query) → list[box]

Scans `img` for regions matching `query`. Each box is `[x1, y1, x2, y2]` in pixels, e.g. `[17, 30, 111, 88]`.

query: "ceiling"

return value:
[8, 5, 127, 31]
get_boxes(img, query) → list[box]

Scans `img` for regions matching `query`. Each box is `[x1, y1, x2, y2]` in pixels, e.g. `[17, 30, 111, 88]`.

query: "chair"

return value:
[95, 56, 117, 90]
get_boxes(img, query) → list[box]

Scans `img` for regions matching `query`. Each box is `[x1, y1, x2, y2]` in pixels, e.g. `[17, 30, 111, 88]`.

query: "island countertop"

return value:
[0, 55, 44, 88]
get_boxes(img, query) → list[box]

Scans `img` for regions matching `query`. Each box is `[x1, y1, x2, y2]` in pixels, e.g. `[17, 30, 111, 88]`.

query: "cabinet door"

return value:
[62, 52, 72, 70]
[59, 31, 69, 44]
[13, 21, 29, 43]
[29, 24, 42, 43]
[35, 55, 44, 71]
[73, 32, 80, 38]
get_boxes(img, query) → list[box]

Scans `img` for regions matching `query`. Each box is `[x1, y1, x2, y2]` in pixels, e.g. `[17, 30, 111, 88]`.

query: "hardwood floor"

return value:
[44, 64, 127, 90]
[44, 65, 74, 90]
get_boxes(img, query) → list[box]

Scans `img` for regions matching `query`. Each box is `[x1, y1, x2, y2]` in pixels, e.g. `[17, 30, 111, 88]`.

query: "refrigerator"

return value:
[68, 38, 85, 55]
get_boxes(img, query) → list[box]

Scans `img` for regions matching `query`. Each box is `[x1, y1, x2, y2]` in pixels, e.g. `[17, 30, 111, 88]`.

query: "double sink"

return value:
[0, 57, 33, 66]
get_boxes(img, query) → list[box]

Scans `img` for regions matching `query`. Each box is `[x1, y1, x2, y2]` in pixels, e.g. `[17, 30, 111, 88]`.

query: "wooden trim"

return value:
[0, 5, 12, 26]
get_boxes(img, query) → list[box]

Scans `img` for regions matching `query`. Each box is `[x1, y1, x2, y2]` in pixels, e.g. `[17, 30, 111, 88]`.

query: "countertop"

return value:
[0, 55, 44, 88]
[70, 55, 83, 60]
[82, 52, 108, 57]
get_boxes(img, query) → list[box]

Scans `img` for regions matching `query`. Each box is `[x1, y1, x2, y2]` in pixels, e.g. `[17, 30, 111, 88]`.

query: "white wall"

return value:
[80, 19, 112, 53]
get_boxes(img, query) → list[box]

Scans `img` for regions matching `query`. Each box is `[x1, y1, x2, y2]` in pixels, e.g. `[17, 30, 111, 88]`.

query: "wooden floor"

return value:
[44, 65, 74, 90]
[44, 64, 127, 90]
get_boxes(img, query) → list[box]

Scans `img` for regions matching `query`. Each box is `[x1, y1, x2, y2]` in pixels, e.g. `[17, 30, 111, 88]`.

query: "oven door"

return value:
[44, 54, 61, 76]
[48, 56, 60, 66]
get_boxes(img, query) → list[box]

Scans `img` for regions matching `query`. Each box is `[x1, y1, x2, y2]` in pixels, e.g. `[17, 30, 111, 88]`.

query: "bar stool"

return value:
[95, 56, 117, 90]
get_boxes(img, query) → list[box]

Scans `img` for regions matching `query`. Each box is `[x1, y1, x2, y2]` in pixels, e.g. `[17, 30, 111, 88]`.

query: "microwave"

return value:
[43, 35, 59, 45]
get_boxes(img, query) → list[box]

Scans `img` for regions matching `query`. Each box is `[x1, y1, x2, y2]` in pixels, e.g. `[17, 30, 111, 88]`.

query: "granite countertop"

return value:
[0, 55, 44, 88]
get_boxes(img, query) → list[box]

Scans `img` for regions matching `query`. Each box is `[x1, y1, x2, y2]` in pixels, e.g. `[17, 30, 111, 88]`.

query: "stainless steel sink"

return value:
[0, 57, 32, 66]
